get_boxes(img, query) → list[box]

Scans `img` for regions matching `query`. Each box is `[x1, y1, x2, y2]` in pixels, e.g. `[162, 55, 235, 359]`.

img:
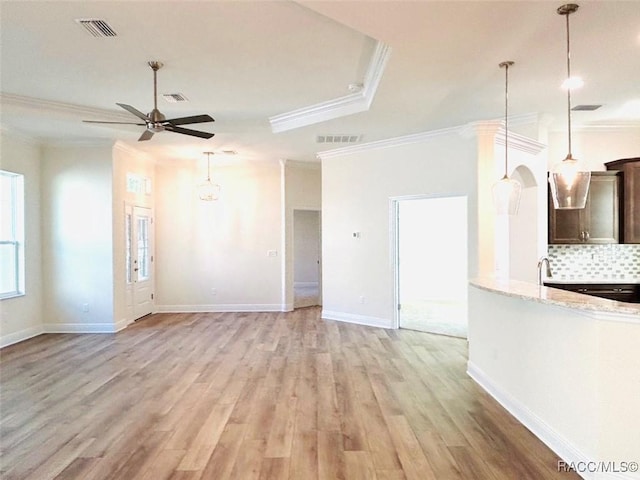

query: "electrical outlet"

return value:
[359, 296, 365, 304]
[211, 288, 217, 296]
[82, 303, 89, 312]
[267, 250, 278, 257]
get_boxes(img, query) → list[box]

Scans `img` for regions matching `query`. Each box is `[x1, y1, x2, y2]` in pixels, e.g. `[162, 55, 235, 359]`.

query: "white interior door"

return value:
[126, 206, 154, 320]
[395, 196, 468, 337]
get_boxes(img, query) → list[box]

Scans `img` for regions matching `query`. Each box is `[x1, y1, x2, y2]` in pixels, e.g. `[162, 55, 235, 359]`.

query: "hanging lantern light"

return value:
[492, 61, 522, 215]
[197, 151, 220, 201]
[549, 3, 590, 209]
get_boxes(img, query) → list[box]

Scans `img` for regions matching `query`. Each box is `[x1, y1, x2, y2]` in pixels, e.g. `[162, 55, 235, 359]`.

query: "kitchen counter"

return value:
[470, 277, 640, 319]
[468, 277, 640, 474]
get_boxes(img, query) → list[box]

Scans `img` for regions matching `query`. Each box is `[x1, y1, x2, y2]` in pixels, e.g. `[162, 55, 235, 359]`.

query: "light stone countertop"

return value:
[470, 277, 640, 317]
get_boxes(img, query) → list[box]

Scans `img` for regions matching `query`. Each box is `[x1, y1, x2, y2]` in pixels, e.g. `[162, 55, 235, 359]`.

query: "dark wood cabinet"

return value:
[548, 171, 621, 244]
[605, 157, 640, 244]
[544, 282, 640, 303]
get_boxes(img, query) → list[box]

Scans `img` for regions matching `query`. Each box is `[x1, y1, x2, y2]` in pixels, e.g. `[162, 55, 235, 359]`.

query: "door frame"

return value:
[390, 193, 467, 330]
[125, 203, 155, 322]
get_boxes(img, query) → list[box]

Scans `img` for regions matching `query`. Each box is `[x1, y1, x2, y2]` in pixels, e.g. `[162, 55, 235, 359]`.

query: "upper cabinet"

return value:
[548, 171, 621, 244]
[605, 157, 640, 244]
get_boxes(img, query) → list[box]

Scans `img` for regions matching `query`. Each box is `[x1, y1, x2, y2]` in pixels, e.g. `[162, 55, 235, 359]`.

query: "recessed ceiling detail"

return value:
[74, 19, 117, 37]
[269, 40, 391, 133]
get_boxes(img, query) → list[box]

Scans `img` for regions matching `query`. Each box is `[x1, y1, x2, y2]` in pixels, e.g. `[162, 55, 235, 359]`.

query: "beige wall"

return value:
[155, 159, 283, 311]
[320, 129, 478, 328]
[41, 143, 115, 330]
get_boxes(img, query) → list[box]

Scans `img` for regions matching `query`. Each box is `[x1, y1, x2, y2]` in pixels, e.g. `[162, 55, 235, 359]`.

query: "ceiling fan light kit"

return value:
[83, 60, 215, 141]
[549, 3, 591, 210]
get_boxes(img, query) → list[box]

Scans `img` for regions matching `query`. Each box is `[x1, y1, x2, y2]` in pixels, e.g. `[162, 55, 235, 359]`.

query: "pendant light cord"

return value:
[499, 61, 514, 179]
[504, 62, 509, 178]
[563, 6, 576, 159]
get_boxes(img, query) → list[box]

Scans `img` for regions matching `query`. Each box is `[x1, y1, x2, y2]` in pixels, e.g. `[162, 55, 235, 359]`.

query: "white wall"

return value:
[155, 160, 283, 311]
[0, 132, 43, 346]
[41, 144, 115, 331]
[320, 129, 478, 328]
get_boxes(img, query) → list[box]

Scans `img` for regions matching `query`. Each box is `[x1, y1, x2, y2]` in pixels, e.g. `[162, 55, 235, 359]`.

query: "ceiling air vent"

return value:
[316, 134, 361, 144]
[572, 105, 602, 111]
[162, 93, 189, 103]
[75, 19, 117, 37]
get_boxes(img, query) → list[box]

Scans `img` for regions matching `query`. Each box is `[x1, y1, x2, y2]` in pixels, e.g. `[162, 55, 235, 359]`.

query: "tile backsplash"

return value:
[548, 244, 640, 281]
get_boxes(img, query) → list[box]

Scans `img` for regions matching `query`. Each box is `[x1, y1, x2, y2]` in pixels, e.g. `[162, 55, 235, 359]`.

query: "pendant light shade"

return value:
[549, 3, 590, 209]
[492, 61, 521, 215]
[198, 151, 220, 201]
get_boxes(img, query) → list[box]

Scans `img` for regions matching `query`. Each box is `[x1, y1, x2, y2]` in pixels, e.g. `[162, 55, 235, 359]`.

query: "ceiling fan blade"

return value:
[83, 120, 146, 125]
[164, 125, 214, 139]
[164, 114, 215, 126]
[117, 103, 150, 121]
[138, 130, 154, 141]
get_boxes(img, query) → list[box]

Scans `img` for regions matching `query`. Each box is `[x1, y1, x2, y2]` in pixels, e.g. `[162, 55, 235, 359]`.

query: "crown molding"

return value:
[269, 40, 392, 133]
[317, 125, 462, 160]
[495, 129, 547, 155]
[459, 120, 503, 138]
[0, 93, 133, 122]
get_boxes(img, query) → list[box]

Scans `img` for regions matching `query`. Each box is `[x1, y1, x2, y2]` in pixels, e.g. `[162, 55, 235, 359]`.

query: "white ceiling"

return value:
[1, 1, 639, 165]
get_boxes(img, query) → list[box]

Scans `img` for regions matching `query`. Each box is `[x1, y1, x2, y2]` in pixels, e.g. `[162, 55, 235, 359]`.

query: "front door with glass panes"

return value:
[126, 206, 154, 320]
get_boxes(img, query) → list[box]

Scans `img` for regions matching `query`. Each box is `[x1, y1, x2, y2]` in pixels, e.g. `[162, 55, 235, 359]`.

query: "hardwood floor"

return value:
[0, 308, 578, 480]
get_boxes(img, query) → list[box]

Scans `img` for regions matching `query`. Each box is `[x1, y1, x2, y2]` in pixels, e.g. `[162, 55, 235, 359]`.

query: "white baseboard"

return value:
[0, 325, 45, 348]
[43, 322, 122, 334]
[114, 318, 132, 332]
[155, 304, 287, 313]
[466, 362, 640, 480]
[321, 310, 393, 329]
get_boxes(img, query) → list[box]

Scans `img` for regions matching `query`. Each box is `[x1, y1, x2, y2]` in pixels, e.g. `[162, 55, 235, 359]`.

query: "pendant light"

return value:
[492, 61, 522, 215]
[197, 151, 220, 201]
[549, 3, 590, 209]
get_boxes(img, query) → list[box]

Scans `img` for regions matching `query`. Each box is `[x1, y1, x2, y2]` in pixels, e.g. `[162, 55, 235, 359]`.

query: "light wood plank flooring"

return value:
[0, 308, 578, 479]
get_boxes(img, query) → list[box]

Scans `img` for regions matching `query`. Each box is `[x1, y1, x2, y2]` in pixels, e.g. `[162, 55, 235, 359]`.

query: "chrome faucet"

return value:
[537, 256, 553, 285]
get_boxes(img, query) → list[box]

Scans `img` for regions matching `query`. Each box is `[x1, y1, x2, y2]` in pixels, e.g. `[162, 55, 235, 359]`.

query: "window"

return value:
[0, 171, 25, 299]
[126, 173, 151, 195]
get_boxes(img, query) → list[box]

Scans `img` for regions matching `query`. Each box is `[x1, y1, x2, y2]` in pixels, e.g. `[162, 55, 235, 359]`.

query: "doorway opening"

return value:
[293, 209, 321, 308]
[393, 195, 468, 337]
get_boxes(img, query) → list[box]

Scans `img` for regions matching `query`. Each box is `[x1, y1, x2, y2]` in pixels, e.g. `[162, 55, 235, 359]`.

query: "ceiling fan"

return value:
[83, 61, 214, 141]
